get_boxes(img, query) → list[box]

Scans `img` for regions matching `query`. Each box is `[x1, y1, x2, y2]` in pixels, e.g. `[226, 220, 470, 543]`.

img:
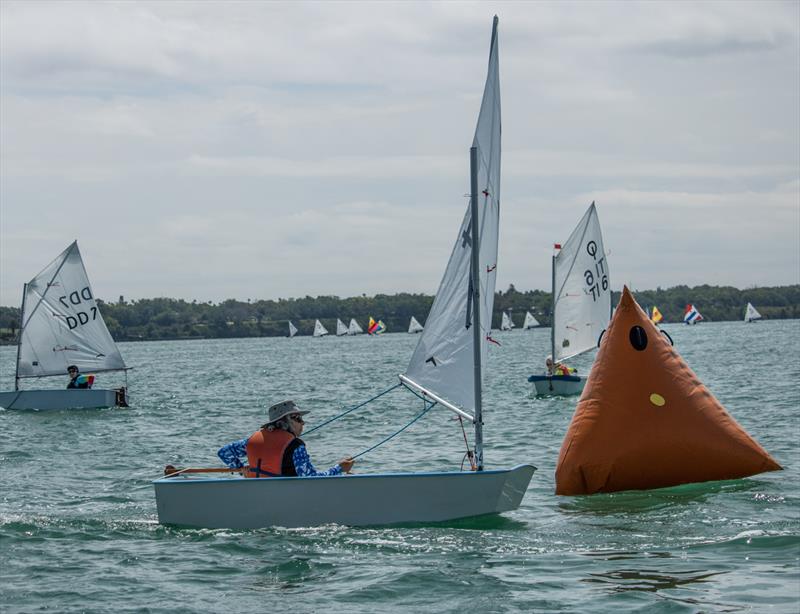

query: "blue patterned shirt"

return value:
[217, 436, 342, 477]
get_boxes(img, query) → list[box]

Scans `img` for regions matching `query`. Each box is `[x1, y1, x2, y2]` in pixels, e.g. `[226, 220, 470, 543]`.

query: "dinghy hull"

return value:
[153, 464, 535, 529]
[528, 374, 586, 396]
[0, 388, 126, 410]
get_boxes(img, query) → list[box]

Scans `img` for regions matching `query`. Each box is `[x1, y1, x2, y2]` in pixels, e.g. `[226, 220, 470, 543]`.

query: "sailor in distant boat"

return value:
[545, 355, 576, 377]
[66, 365, 95, 389]
[217, 400, 354, 477]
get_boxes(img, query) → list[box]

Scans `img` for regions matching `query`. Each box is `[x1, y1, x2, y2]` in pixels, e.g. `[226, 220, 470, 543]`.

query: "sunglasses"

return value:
[290, 415, 304, 424]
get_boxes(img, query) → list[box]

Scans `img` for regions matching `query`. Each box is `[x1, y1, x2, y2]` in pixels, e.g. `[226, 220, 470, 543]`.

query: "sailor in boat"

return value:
[217, 400, 355, 477]
[66, 365, 95, 389]
[545, 355, 576, 377]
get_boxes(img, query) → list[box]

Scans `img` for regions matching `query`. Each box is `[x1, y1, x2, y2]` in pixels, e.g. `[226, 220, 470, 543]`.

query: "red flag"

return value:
[554, 243, 562, 249]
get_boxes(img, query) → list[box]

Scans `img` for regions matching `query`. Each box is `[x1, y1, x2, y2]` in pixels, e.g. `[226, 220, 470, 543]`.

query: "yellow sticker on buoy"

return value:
[650, 393, 666, 407]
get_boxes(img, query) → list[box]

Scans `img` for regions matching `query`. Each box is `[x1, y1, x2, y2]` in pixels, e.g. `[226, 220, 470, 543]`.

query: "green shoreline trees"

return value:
[1, 285, 798, 343]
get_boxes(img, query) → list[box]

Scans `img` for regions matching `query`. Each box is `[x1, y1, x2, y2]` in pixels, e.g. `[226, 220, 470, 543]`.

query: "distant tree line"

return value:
[0, 284, 798, 343]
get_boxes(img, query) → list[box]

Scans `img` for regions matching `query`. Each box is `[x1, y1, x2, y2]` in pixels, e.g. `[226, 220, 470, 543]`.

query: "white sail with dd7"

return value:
[552, 203, 610, 363]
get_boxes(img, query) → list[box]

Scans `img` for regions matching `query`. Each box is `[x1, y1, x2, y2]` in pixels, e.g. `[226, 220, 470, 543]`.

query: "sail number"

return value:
[57, 286, 98, 330]
[584, 241, 608, 301]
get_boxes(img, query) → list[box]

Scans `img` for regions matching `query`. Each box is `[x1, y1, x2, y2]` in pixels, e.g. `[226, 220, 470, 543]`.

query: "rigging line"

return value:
[303, 383, 403, 436]
[351, 399, 436, 460]
[458, 415, 476, 471]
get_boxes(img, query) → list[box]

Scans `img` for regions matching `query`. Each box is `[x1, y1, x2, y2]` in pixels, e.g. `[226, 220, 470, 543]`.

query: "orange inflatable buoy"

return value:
[555, 286, 781, 495]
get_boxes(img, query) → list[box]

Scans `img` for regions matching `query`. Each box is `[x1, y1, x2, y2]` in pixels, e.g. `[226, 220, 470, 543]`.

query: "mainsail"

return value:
[313, 320, 329, 337]
[403, 16, 500, 416]
[684, 304, 703, 325]
[501, 312, 513, 331]
[523, 311, 539, 329]
[552, 203, 611, 363]
[288, 321, 298, 338]
[16, 241, 126, 378]
[744, 303, 762, 322]
[408, 316, 424, 334]
[348, 318, 363, 335]
[336, 319, 348, 336]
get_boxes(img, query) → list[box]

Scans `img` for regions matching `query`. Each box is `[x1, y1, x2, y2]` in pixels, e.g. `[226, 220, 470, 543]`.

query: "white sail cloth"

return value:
[552, 203, 611, 362]
[523, 312, 539, 329]
[313, 320, 328, 337]
[501, 312, 514, 330]
[408, 316, 424, 334]
[403, 18, 501, 416]
[336, 319, 348, 336]
[348, 319, 363, 335]
[288, 321, 298, 337]
[17, 241, 126, 378]
[744, 303, 762, 322]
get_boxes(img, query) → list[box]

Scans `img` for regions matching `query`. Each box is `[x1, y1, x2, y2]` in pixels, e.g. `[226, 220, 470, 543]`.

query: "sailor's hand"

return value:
[339, 457, 355, 473]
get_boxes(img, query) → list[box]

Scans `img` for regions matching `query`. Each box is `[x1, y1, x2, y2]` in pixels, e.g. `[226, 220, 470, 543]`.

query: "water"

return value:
[1, 320, 798, 613]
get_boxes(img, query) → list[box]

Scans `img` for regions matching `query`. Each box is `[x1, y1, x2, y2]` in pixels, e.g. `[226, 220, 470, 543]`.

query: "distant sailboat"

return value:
[336, 319, 349, 336]
[313, 320, 329, 337]
[408, 316, 424, 334]
[744, 303, 762, 323]
[500, 312, 514, 331]
[650, 306, 664, 324]
[0, 241, 129, 410]
[288, 321, 298, 338]
[528, 203, 611, 396]
[348, 318, 363, 335]
[684, 304, 703, 325]
[367, 317, 386, 335]
[523, 311, 540, 329]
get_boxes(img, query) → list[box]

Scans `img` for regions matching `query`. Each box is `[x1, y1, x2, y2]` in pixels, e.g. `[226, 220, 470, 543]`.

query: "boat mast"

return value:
[13, 283, 27, 391]
[469, 145, 484, 471]
[550, 253, 556, 370]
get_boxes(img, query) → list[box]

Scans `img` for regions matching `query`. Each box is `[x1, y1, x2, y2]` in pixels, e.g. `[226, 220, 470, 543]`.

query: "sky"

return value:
[1, 0, 798, 306]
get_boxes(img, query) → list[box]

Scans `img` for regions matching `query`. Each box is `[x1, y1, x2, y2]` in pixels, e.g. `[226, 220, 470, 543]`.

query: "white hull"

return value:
[154, 464, 535, 529]
[528, 374, 586, 396]
[0, 388, 126, 410]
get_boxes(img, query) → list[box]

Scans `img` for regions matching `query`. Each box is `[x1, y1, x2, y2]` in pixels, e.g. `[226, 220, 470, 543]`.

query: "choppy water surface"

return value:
[1, 320, 798, 613]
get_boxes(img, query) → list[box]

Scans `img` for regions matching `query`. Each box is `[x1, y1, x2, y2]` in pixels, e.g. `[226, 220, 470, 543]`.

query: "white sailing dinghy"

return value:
[523, 311, 540, 329]
[348, 318, 363, 335]
[336, 319, 349, 336]
[153, 17, 534, 529]
[500, 311, 514, 331]
[313, 319, 329, 337]
[528, 203, 611, 396]
[407, 316, 424, 334]
[744, 303, 762, 323]
[288, 321, 298, 338]
[0, 241, 129, 410]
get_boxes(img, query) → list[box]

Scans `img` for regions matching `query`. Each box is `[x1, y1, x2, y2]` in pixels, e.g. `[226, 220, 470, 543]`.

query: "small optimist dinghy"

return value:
[153, 17, 535, 529]
[0, 241, 129, 411]
[555, 286, 781, 495]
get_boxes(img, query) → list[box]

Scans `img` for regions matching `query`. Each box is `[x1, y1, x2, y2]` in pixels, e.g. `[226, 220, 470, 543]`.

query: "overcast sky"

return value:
[1, 0, 798, 305]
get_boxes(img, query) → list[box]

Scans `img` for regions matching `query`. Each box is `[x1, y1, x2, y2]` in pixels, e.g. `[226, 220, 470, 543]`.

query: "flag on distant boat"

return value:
[683, 304, 703, 325]
[650, 305, 663, 324]
[367, 317, 386, 335]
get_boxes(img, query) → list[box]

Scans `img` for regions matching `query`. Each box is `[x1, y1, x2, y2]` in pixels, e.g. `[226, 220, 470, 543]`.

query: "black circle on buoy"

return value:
[629, 325, 648, 351]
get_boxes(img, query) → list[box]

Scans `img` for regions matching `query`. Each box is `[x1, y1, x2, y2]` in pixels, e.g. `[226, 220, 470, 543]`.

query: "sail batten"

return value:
[16, 241, 126, 378]
[403, 17, 500, 415]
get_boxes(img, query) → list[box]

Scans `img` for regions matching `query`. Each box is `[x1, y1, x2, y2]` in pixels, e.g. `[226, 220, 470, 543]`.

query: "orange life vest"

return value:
[244, 429, 302, 478]
[555, 363, 574, 376]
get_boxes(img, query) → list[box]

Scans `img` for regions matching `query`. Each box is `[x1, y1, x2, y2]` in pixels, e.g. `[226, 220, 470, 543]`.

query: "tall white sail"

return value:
[744, 303, 762, 322]
[408, 316, 424, 334]
[17, 241, 126, 378]
[348, 318, 363, 335]
[313, 320, 328, 337]
[288, 321, 298, 337]
[403, 17, 501, 416]
[336, 319, 348, 336]
[523, 311, 539, 329]
[501, 312, 512, 331]
[552, 203, 610, 363]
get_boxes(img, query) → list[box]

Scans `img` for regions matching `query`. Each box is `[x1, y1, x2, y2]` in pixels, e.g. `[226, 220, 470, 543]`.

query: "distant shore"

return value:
[1, 284, 797, 344]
